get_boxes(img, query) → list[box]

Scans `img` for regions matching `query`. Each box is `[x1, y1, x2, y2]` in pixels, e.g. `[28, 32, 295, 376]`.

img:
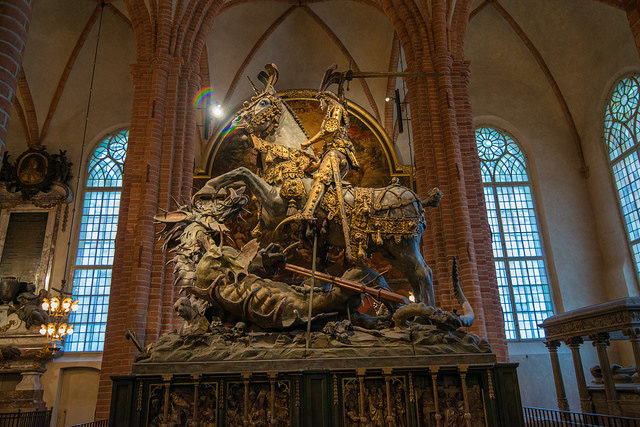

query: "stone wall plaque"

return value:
[0, 212, 48, 283]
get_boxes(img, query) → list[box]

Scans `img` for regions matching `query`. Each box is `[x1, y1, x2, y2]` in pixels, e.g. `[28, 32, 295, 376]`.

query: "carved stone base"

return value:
[0, 389, 46, 412]
[0, 331, 55, 413]
[112, 358, 524, 426]
[136, 324, 492, 365]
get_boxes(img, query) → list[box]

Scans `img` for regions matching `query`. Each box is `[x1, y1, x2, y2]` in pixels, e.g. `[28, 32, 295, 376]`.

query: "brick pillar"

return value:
[95, 61, 166, 419]
[94, 0, 222, 418]
[628, 4, 640, 57]
[0, 0, 32, 152]
[382, 0, 507, 359]
[452, 59, 507, 358]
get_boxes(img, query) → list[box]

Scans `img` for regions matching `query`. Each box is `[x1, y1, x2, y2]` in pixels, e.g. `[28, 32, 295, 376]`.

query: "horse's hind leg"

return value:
[385, 239, 436, 307]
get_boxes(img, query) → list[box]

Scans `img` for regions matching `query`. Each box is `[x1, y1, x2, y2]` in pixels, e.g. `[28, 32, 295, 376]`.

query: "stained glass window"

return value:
[605, 75, 640, 281]
[476, 127, 554, 340]
[65, 130, 128, 352]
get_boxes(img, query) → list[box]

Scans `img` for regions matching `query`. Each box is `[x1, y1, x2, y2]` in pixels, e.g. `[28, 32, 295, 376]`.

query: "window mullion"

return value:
[493, 186, 521, 340]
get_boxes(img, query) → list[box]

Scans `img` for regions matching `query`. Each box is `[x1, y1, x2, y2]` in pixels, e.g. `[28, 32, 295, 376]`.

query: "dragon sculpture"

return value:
[149, 63, 478, 346]
[155, 190, 401, 330]
[155, 188, 473, 332]
[194, 64, 444, 307]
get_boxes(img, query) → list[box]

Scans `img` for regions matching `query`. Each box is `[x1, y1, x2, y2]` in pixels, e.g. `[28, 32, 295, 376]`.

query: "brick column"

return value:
[628, 4, 640, 58]
[451, 59, 507, 357]
[381, 0, 507, 359]
[93, 0, 222, 418]
[0, 0, 32, 153]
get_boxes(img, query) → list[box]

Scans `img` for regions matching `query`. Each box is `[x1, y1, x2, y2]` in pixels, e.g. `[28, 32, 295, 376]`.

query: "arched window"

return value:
[65, 130, 128, 352]
[604, 75, 640, 279]
[476, 127, 554, 340]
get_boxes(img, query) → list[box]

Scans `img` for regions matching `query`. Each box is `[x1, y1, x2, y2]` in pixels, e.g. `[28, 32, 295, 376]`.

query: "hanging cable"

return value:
[58, 4, 105, 294]
[397, 38, 416, 191]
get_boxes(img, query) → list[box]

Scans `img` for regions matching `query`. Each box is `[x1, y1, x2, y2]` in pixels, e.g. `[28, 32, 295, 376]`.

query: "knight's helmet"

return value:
[317, 65, 350, 132]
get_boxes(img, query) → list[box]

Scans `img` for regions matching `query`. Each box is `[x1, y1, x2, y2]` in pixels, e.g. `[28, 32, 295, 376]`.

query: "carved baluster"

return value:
[193, 377, 200, 426]
[162, 374, 171, 425]
[242, 373, 251, 426]
[430, 366, 442, 427]
[564, 337, 592, 413]
[269, 372, 276, 426]
[590, 333, 622, 416]
[383, 368, 393, 424]
[623, 327, 640, 380]
[544, 340, 570, 411]
[458, 365, 472, 427]
[357, 368, 366, 425]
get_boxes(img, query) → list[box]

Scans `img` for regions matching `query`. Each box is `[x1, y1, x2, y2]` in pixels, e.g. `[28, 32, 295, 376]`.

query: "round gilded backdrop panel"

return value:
[204, 90, 406, 188]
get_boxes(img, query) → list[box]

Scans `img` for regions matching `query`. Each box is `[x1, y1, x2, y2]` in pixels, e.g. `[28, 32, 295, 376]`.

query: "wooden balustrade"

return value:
[540, 297, 640, 418]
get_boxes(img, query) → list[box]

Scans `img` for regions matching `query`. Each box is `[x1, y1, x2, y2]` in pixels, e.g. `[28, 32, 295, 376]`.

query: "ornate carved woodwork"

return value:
[110, 362, 521, 426]
[540, 297, 640, 417]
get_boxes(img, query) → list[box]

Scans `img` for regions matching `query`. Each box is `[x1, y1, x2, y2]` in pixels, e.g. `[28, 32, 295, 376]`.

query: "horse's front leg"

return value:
[195, 167, 266, 199]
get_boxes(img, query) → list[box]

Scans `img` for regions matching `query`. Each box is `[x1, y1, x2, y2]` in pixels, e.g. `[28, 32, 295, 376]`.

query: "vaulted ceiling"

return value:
[5, 0, 639, 175]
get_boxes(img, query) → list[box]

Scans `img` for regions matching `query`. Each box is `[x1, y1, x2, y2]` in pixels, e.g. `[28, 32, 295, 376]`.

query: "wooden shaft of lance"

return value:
[305, 234, 318, 355]
[285, 263, 409, 305]
[345, 70, 440, 79]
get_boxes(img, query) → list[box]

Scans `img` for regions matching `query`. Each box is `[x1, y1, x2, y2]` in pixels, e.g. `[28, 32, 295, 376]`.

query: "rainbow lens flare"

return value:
[220, 116, 240, 137]
[193, 87, 214, 109]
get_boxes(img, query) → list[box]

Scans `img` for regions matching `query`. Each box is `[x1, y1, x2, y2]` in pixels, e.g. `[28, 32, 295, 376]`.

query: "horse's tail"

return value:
[452, 257, 475, 327]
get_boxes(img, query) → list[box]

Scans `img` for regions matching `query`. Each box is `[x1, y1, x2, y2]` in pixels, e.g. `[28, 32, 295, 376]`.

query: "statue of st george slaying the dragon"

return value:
[145, 63, 487, 359]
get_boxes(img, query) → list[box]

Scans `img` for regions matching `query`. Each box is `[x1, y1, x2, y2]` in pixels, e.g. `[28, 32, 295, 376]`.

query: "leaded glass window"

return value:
[476, 127, 554, 340]
[65, 130, 128, 352]
[604, 75, 640, 277]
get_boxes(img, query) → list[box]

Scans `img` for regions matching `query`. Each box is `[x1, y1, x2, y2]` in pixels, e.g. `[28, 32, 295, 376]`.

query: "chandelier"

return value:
[39, 296, 78, 345]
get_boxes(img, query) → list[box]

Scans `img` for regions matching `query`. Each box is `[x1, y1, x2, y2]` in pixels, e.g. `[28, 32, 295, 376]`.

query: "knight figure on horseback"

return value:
[194, 63, 445, 307]
[277, 74, 358, 260]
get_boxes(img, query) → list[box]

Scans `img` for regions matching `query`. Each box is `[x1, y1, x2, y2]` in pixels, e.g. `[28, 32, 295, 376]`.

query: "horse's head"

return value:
[235, 64, 283, 138]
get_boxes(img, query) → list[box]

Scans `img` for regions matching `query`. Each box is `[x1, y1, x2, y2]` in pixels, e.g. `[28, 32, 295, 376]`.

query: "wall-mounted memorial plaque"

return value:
[0, 212, 48, 283]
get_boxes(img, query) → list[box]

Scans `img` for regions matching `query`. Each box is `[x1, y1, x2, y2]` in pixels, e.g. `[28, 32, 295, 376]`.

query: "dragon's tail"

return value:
[452, 257, 475, 327]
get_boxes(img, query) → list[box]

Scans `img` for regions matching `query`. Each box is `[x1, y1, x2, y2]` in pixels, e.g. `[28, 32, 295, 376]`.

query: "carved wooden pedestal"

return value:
[0, 334, 54, 413]
[110, 355, 524, 426]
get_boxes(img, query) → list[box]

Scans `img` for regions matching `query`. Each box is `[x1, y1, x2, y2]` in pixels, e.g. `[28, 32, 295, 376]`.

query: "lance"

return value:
[305, 234, 318, 355]
[285, 263, 409, 305]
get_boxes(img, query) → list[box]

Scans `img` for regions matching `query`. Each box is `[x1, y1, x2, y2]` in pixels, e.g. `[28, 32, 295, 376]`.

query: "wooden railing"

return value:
[0, 409, 51, 427]
[70, 420, 109, 427]
[524, 406, 640, 426]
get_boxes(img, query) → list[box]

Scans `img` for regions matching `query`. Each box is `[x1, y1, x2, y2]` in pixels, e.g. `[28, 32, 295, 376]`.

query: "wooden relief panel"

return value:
[342, 375, 409, 426]
[342, 378, 361, 426]
[146, 385, 165, 426]
[414, 373, 487, 427]
[225, 379, 292, 426]
[225, 382, 244, 426]
[196, 383, 218, 426]
[146, 382, 218, 426]
[246, 382, 270, 426]
[273, 381, 292, 427]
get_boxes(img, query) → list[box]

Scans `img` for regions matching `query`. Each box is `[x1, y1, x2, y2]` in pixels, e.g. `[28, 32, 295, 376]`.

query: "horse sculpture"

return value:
[194, 64, 444, 308]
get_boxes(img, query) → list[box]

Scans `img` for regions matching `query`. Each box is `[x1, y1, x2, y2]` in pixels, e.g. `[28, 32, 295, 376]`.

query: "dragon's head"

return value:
[155, 188, 250, 255]
[155, 205, 226, 253]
